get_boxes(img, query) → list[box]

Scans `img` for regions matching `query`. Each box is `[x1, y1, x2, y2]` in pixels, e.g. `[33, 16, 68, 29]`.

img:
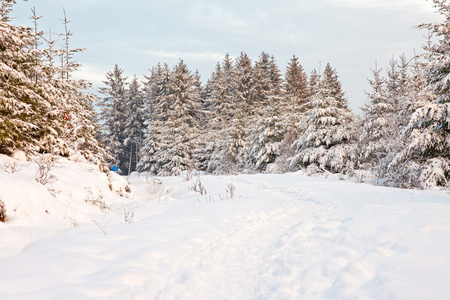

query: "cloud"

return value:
[330, 0, 436, 11]
[11, 0, 442, 113]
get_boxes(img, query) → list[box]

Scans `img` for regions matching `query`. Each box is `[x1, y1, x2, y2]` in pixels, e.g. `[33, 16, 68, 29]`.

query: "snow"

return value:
[1, 155, 450, 299]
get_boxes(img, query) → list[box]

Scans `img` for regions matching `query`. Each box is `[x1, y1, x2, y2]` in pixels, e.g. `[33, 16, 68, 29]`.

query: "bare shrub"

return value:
[124, 208, 134, 223]
[1, 161, 21, 174]
[35, 156, 57, 185]
[220, 183, 236, 201]
[189, 176, 207, 195]
[84, 187, 111, 211]
[226, 183, 235, 199]
[65, 214, 79, 227]
[192, 195, 214, 216]
[184, 169, 194, 181]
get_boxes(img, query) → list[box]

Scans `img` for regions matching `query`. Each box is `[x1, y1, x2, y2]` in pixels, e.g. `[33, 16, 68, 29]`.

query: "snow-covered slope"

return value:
[0, 155, 449, 299]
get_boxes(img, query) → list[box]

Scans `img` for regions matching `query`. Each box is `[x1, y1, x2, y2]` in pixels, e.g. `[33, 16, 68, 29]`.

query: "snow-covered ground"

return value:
[0, 155, 450, 299]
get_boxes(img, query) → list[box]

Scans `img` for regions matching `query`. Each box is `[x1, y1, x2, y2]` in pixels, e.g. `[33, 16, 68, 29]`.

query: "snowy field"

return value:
[0, 155, 450, 299]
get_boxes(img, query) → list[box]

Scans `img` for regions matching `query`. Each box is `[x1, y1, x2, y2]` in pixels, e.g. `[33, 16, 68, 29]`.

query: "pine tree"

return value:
[244, 54, 286, 171]
[0, 2, 50, 154]
[234, 52, 253, 116]
[150, 60, 203, 176]
[359, 65, 396, 177]
[308, 69, 321, 96]
[99, 64, 128, 171]
[292, 64, 357, 173]
[138, 63, 172, 173]
[252, 52, 272, 113]
[245, 115, 286, 171]
[387, 0, 450, 188]
[284, 55, 309, 121]
[123, 75, 145, 174]
[207, 54, 244, 174]
[195, 63, 224, 172]
[270, 55, 310, 172]
[321, 63, 346, 106]
[50, 9, 106, 163]
[0, 2, 105, 163]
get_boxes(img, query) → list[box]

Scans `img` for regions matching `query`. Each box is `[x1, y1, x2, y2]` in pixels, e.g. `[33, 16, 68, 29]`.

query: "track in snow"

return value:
[155, 176, 403, 300]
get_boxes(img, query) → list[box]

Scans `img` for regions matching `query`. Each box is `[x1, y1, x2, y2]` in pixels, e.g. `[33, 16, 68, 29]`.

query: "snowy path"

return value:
[1, 172, 450, 299]
[160, 176, 405, 300]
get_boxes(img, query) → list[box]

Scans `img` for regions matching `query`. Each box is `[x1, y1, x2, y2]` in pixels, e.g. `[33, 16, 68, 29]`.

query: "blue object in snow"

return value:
[111, 165, 119, 173]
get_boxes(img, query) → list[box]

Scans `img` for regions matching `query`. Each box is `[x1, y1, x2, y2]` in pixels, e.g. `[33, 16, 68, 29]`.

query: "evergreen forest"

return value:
[1, 0, 449, 189]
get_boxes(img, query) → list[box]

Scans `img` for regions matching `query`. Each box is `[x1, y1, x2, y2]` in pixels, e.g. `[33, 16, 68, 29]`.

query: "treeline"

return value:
[1, 0, 449, 189]
[99, 36, 448, 189]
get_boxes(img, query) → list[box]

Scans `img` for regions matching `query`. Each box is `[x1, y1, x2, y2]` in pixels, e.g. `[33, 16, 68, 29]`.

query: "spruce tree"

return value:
[284, 55, 309, 122]
[208, 54, 244, 174]
[0, 2, 105, 163]
[0, 2, 49, 154]
[292, 64, 357, 173]
[123, 76, 145, 174]
[99, 64, 128, 171]
[387, 0, 450, 188]
[252, 52, 272, 113]
[150, 60, 203, 176]
[359, 65, 396, 177]
[138, 63, 172, 173]
[308, 69, 321, 96]
[244, 54, 286, 171]
[360, 58, 410, 183]
[195, 63, 223, 172]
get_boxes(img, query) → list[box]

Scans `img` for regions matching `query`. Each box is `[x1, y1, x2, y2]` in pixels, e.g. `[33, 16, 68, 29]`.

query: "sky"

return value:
[10, 0, 442, 114]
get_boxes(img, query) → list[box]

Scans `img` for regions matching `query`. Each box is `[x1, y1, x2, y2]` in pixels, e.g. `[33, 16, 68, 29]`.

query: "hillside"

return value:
[0, 155, 449, 299]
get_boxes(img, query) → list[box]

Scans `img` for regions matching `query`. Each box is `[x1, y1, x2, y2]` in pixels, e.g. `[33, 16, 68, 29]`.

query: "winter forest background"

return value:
[1, 0, 449, 189]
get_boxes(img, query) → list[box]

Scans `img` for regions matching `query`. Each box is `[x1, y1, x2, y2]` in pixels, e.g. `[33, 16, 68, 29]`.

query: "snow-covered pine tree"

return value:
[207, 54, 244, 174]
[0, 2, 52, 155]
[55, 76, 107, 164]
[308, 69, 321, 97]
[383, 56, 436, 188]
[151, 60, 203, 176]
[190, 69, 213, 172]
[400, 54, 433, 120]
[58, 9, 83, 82]
[0, 3, 105, 163]
[0, 1, 44, 154]
[99, 64, 128, 172]
[371, 57, 412, 182]
[194, 63, 223, 172]
[123, 76, 145, 174]
[387, 0, 450, 188]
[284, 55, 309, 123]
[321, 63, 346, 106]
[49, 9, 106, 163]
[268, 55, 284, 111]
[234, 52, 254, 116]
[359, 64, 398, 179]
[251, 52, 272, 113]
[292, 64, 357, 173]
[272, 55, 310, 172]
[244, 54, 286, 171]
[138, 63, 172, 173]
